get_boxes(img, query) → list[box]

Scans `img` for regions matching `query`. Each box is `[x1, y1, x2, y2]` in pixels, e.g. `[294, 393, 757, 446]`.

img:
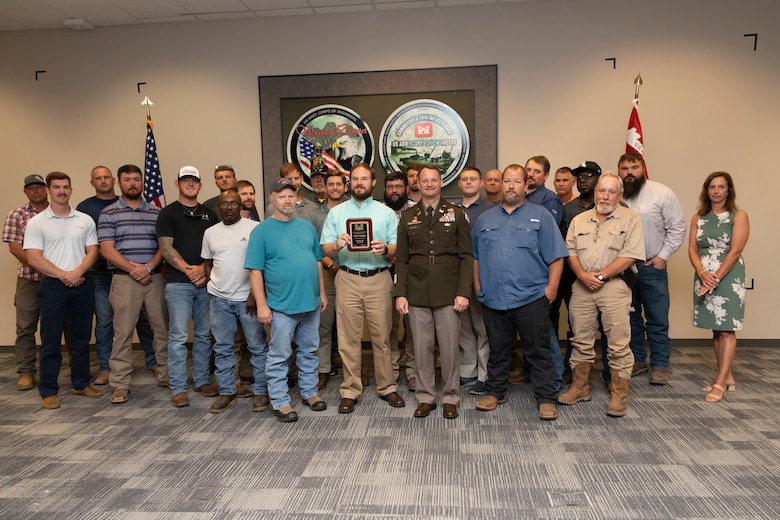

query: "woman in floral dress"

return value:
[688, 172, 749, 402]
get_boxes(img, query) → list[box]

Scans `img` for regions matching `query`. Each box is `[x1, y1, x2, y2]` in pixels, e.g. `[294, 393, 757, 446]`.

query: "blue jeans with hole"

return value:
[267, 309, 319, 410]
[165, 283, 211, 395]
[629, 264, 672, 369]
[210, 295, 268, 396]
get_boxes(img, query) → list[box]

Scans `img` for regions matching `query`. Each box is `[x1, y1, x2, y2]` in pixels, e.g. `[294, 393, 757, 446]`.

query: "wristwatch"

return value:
[596, 273, 605, 281]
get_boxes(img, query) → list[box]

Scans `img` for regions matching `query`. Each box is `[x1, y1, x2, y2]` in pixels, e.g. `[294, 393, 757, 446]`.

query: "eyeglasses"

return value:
[218, 201, 240, 208]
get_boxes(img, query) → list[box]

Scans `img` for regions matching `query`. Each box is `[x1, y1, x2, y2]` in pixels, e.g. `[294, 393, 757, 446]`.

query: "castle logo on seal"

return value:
[379, 99, 470, 187]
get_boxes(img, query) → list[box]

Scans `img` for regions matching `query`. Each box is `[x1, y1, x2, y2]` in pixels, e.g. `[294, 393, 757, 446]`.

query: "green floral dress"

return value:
[692, 211, 746, 331]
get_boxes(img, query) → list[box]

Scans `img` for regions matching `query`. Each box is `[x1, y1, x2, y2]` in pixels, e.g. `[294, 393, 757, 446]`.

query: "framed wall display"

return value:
[258, 65, 497, 200]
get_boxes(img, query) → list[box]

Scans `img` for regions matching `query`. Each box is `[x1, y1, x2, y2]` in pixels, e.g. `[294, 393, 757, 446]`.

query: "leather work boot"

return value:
[557, 363, 591, 405]
[607, 369, 629, 418]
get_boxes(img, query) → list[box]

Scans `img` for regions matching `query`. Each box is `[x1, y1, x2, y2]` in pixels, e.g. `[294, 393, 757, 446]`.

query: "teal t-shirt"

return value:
[244, 217, 323, 315]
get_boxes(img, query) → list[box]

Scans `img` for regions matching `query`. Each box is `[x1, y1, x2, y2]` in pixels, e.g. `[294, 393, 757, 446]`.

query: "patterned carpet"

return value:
[0, 345, 779, 519]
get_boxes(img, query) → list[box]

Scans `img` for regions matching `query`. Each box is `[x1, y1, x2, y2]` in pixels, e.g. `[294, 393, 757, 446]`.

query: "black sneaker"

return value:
[459, 376, 477, 388]
[469, 381, 487, 395]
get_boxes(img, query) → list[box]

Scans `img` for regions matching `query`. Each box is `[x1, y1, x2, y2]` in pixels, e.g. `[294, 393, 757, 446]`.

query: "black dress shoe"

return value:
[338, 397, 356, 414]
[380, 391, 406, 408]
[414, 402, 436, 418]
[443, 403, 458, 419]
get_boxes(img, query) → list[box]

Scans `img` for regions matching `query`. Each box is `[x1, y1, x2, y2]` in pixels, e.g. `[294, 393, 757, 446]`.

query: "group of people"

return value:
[3, 153, 749, 421]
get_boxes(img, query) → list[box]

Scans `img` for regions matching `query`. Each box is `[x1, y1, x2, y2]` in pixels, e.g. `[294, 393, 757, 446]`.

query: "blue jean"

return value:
[210, 295, 268, 396]
[94, 272, 157, 372]
[483, 297, 557, 404]
[37, 277, 94, 398]
[165, 283, 211, 395]
[267, 309, 319, 410]
[629, 263, 672, 369]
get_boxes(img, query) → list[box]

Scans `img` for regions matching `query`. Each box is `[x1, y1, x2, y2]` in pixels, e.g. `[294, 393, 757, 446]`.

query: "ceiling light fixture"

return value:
[63, 18, 95, 31]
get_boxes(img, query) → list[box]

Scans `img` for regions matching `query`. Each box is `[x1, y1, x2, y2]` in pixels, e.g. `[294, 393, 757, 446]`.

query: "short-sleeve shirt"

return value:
[98, 198, 160, 268]
[565, 204, 645, 272]
[23, 206, 98, 271]
[472, 202, 568, 310]
[526, 186, 563, 225]
[156, 201, 218, 284]
[456, 196, 496, 224]
[320, 196, 397, 271]
[244, 217, 323, 315]
[3, 203, 44, 280]
[77, 195, 118, 272]
[201, 218, 259, 301]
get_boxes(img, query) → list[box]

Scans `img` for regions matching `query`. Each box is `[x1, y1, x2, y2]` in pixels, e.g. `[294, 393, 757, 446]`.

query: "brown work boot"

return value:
[317, 372, 329, 389]
[607, 369, 629, 417]
[17, 373, 35, 391]
[558, 363, 591, 405]
[93, 371, 110, 385]
[235, 383, 253, 398]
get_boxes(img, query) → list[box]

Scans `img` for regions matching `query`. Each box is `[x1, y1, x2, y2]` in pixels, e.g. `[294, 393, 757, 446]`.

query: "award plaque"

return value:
[346, 218, 373, 252]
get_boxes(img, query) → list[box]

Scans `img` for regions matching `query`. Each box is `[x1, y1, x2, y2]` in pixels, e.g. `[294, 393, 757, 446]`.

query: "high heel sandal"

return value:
[705, 383, 727, 403]
[701, 382, 736, 392]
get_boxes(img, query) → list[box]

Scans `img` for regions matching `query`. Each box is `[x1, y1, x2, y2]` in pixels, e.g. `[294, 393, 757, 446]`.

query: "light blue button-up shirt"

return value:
[321, 196, 397, 271]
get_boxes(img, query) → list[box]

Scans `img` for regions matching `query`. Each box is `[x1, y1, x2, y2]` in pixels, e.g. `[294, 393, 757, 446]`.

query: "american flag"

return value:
[143, 118, 166, 207]
[299, 139, 343, 173]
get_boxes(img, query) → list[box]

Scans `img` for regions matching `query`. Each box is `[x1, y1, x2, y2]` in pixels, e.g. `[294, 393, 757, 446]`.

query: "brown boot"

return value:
[607, 369, 629, 417]
[558, 363, 591, 405]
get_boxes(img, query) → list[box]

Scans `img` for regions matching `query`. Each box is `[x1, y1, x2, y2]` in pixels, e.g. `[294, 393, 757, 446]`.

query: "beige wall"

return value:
[0, 0, 777, 344]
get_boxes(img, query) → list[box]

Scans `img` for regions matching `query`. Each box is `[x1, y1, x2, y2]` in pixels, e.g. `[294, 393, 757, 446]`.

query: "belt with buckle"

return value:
[339, 266, 389, 277]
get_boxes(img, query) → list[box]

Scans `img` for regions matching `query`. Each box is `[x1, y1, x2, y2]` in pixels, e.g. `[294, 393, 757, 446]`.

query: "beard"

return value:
[276, 205, 295, 217]
[384, 192, 408, 211]
[122, 189, 142, 200]
[622, 174, 646, 199]
[351, 186, 372, 201]
[596, 201, 616, 215]
[503, 190, 522, 206]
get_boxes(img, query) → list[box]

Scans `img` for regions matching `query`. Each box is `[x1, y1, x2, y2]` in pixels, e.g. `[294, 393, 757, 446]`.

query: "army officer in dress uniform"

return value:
[394, 164, 473, 419]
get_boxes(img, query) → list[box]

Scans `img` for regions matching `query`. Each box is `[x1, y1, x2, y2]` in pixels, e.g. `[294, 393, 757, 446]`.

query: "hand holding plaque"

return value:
[346, 218, 373, 252]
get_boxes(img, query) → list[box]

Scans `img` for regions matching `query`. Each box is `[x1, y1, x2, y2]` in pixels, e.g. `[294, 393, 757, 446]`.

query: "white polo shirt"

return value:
[23, 206, 97, 271]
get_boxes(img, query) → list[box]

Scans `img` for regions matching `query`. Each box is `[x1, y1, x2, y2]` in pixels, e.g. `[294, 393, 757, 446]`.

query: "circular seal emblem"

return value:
[379, 99, 470, 187]
[286, 104, 374, 189]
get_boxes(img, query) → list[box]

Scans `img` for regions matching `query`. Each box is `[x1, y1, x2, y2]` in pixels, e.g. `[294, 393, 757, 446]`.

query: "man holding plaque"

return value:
[394, 165, 473, 419]
[321, 163, 405, 414]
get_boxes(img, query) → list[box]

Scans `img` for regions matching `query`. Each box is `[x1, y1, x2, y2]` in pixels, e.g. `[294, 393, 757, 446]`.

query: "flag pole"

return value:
[141, 96, 166, 207]
[142, 95, 153, 123]
[633, 72, 643, 106]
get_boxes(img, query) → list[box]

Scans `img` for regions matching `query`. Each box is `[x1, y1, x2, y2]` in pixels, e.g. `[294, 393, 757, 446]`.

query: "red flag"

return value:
[626, 99, 648, 177]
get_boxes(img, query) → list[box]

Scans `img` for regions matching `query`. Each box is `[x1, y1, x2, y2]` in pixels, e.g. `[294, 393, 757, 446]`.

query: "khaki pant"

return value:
[459, 295, 490, 381]
[569, 278, 633, 379]
[108, 273, 169, 389]
[335, 270, 396, 400]
[409, 304, 461, 406]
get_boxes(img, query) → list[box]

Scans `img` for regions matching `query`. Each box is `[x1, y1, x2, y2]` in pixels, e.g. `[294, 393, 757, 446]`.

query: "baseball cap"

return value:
[571, 161, 602, 177]
[178, 166, 201, 180]
[270, 178, 296, 193]
[310, 166, 328, 178]
[24, 174, 46, 188]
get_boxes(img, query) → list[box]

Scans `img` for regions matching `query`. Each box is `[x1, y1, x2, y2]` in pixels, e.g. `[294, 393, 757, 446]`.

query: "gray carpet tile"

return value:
[0, 345, 779, 519]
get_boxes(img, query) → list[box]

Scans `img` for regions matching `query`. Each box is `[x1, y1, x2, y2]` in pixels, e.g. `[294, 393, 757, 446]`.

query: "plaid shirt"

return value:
[2, 203, 43, 281]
